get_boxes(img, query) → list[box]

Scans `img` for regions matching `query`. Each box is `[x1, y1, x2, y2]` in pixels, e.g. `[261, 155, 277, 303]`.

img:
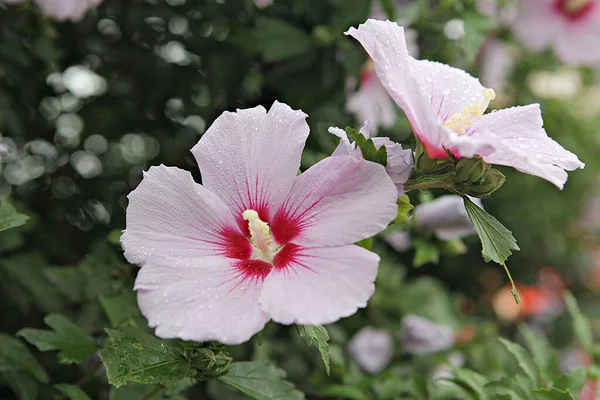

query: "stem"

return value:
[141, 384, 163, 400]
[404, 174, 455, 191]
[502, 262, 521, 304]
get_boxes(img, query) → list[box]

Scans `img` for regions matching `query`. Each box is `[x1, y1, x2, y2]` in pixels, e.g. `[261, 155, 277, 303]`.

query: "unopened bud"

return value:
[458, 168, 505, 198]
[454, 156, 490, 184]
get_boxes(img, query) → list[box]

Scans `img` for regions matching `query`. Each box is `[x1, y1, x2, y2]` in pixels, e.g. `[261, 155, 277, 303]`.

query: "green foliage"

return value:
[461, 10, 496, 64]
[0, 202, 28, 232]
[412, 238, 440, 267]
[250, 18, 314, 62]
[218, 361, 305, 400]
[100, 326, 196, 387]
[564, 292, 594, 354]
[345, 127, 388, 166]
[18, 313, 98, 364]
[297, 325, 331, 375]
[395, 195, 414, 224]
[0, 334, 48, 400]
[54, 384, 93, 400]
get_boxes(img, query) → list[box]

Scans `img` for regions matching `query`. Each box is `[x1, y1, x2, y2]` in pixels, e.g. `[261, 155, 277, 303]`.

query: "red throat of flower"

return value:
[554, 0, 596, 21]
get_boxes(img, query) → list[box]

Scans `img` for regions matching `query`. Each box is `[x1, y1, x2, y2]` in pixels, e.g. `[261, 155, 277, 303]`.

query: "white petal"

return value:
[121, 165, 240, 265]
[511, 0, 559, 52]
[476, 105, 584, 188]
[400, 314, 454, 354]
[192, 101, 309, 220]
[135, 256, 270, 345]
[259, 245, 379, 325]
[348, 327, 393, 374]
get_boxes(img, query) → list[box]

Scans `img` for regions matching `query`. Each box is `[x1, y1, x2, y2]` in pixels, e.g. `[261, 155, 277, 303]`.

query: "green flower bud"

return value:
[192, 345, 233, 380]
[454, 156, 490, 184]
[457, 168, 505, 198]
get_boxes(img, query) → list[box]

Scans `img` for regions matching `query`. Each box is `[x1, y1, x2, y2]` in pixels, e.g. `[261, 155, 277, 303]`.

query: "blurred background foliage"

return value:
[1, 0, 600, 399]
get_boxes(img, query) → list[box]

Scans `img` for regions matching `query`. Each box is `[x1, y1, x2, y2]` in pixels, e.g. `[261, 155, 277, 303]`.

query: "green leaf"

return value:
[54, 384, 93, 400]
[321, 385, 369, 400]
[563, 292, 593, 355]
[44, 267, 86, 303]
[395, 195, 414, 224]
[218, 361, 305, 400]
[533, 388, 576, 400]
[497, 338, 540, 386]
[100, 325, 195, 387]
[0, 334, 48, 383]
[109, 380, 193, 400]
[0, 202, 28, 232]
[252, 18, 313, 62]
[412, 239, 440, 267]
[345, 127, 388, 166]
[553, 368, 587, 394]
[296, 325, 331, 375]
[463, 196, 520, 303]
[0, 371, 39, 400]
[328, 0, 371, 33]
[356, 237, 372, 250]
[461, 11, 496, 64]
[99, 291, 144, 326]
[446, 368, 489, 399]
[518, 324, 553, 374]
[18, 314, 97, 364]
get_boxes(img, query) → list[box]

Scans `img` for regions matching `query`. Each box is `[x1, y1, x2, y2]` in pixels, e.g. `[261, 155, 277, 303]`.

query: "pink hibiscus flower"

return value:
[512, 0, 600, 66]
[121, 102, 398, 344]
[6, 0, 103, 22]
[346, 19, 584, 189]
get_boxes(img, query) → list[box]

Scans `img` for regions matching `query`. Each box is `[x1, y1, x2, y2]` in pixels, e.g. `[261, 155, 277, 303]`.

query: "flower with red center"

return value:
[346, 19, 584, 189]
[121, 101, 398, 344]
[512, 0, 600, 65]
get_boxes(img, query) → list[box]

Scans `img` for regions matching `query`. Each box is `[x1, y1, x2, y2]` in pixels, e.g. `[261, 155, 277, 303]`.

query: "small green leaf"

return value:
[321, 385, 369, 400]
[463, 196, 520, 303]
[395, 195, 414, 224]
[412, 239, 440, 268]
[552, 368, 587, 395]
[100, 326, 195, 387]
[0, 371, 39, 400]
[218, 361, 305, 400]
[356, 237, 372, 250]
[533, 388, 576, 400]
[497, 338, 540, 386]
[252, 18, 313, 62]
[345, 127, 388, 166]
[461, 11, 496, 64]
[445, 368, 489, 399]
[0, 202, 29, 232]
[18, 313, 98, 364]
[99, 291, 144, 326]
[54, 384, 93, 400]
[0, 334, 48, 383]
[563, 292, 593, 354]
[297, 325, 331, 375]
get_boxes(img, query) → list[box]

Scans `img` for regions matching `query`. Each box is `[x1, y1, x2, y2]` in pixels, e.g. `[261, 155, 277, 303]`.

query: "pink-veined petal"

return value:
[475, 104, 584, 188]
[511, 0, 559, 52]
[135, 256, 270, 345]
[121, 165, 242, 265]
[554, 13, 600, 66]
[192, 101, 309, 224]
[259, 245, 379, 325]
[271, 155, 397, 247]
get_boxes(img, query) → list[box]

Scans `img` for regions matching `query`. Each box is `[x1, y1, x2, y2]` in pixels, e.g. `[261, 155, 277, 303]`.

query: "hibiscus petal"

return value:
[192, 101, 309, 221]
[259, 245, 378, 324]
[121, 165, 240, 265]
[135, 256, 270, 345]
[271, 155, 397, 247]
[511, 0, 560, 52]
[476, 105, 584, 188]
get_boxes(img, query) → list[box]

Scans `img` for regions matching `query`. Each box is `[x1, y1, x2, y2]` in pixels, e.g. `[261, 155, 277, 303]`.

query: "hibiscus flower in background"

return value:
[5, 0, 103, 22]
[121, 101, 398, 345]
[348, 326, 393, 374]
[346, 19, 584, 189]
[512, 0, 600, 66]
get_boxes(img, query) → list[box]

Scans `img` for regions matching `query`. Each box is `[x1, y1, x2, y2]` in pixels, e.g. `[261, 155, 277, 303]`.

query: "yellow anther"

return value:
[445, 89, 496, 135]
[564, 0, 591, 13]
[242, 209, 273, 253]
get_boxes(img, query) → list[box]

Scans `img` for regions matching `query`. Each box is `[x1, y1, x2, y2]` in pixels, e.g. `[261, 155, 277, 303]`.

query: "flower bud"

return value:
[458, 168, 505, 198]
[454, 156, 490, 184]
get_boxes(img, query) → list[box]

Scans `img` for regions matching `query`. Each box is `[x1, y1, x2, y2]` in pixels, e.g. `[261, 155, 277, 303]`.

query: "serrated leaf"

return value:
[0, 202, 28, 232]
[54, 384, 93, 400]
[463, 197, 519, 265]
[0, 334, 48, 387]
[461, 11, 496, 64]
[345, 127, 388, 166]
[533, 388, 576, 400]
[18, 314, 97, 364]
[396, 195, 414, 224]
[218, 361, 304, 400]
[446, 368, 489, 399]
[412, 239, 440, 267]
[518, 324, 553, 375]
[563, 292, 593, 354]
[296, 325, 330, 375]
[553, 368, 587, 394]
[252, 18, 313, 62]
[100, 326, 195, 388]
[321, 385, 369, 400]
[497, 338, 540, 386]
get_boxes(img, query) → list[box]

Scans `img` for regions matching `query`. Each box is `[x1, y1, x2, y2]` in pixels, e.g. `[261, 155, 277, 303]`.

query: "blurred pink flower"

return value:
[414, 195, 480, 241]
[400, 314, 454, 355]
[348, 326, 393, 374]
[6, 0, 103, 21]
[346, 19, 584, 189]
[121, 101, 398, 344]
[479, 38, 514, 93]
[329, 120, 413, 195]
[512, 0, 600, 66]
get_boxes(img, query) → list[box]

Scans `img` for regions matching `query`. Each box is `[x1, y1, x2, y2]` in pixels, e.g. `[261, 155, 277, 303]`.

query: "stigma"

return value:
[243, 209, 277, 262]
